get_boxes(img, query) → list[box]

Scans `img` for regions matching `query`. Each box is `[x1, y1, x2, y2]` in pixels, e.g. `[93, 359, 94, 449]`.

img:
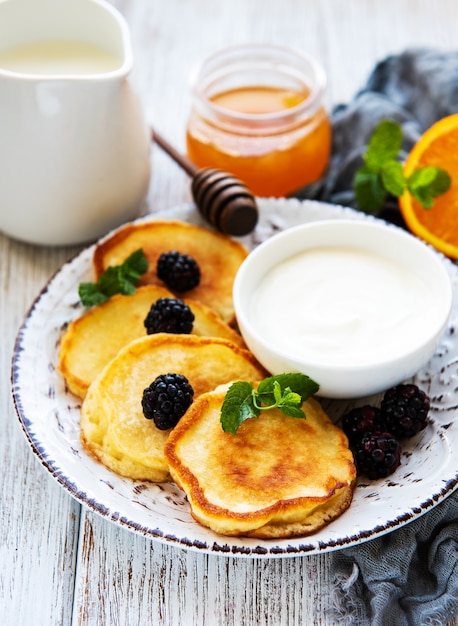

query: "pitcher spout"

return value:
[0, 0, 133, 80]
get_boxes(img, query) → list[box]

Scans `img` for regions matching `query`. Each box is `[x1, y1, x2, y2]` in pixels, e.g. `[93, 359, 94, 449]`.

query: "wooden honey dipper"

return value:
[151, 128, 259, 236]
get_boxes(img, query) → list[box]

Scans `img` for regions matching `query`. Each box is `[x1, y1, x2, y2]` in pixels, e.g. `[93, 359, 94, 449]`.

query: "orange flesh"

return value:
[399, 114, 458, 259]
[186, 85, 331, 197]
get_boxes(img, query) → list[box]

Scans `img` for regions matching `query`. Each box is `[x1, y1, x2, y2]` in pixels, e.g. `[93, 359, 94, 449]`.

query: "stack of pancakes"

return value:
[59, 219, 356, 539]
[165, 386, 355, 538]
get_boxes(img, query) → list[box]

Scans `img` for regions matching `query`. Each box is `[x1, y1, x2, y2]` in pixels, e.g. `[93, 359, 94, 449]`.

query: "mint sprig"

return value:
[78, 248, 149, 306]
[220, 373, 319, 435]
[354, 119, 451, 213]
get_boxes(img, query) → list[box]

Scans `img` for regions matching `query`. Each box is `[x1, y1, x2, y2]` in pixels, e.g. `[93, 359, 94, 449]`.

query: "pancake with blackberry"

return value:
[165, 386, 356, 538]
[59, 285, 245, 398]
[92, 220, 248, 325]
[80, 334, 268, 482]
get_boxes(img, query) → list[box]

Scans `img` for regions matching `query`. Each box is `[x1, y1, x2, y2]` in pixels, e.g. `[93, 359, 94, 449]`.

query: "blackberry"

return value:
[144, 297, 194, 335]
[354, 431, 401, 480]
[157, 251, 201, 292]
[341, 405, 384, 444]
[381, 384, 430, 439]
[142, 373, 194, 430]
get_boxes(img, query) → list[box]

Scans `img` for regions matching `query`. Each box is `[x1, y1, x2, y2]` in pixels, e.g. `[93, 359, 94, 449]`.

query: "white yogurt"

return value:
[251, 246, 440, 366]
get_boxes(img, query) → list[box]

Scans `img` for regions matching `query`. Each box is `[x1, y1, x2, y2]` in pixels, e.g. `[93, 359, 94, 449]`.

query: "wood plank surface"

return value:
[2, 1, 458, 625]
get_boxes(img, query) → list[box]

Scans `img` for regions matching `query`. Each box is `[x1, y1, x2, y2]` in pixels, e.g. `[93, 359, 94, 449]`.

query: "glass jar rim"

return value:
[189, 42, 327, 127]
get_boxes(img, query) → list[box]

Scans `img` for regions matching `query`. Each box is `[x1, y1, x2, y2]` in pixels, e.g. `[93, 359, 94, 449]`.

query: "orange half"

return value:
[399, 114, 458, 260]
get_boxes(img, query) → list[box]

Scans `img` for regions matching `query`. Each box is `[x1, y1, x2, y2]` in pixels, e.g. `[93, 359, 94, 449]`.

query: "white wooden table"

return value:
[2, 1, 458, 624]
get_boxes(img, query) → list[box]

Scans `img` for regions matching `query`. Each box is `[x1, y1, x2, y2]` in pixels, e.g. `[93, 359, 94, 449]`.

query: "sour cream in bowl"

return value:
[233, 219, 453, 398]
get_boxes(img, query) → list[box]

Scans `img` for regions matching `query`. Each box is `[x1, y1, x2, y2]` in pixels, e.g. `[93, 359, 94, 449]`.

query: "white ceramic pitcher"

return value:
[0, 0, 151, 246]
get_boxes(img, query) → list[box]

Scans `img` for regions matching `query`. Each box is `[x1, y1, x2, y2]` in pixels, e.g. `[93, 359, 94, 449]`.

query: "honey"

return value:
[186, 44, 331, 197]
[211, 85, 307, 114]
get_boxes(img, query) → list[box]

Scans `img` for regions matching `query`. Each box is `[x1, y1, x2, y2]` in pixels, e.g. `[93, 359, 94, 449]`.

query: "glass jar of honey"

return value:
[186, 43, 331, 197]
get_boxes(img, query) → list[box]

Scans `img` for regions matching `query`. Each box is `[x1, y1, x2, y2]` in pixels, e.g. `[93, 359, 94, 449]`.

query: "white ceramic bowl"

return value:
[233, 219, 453, 399]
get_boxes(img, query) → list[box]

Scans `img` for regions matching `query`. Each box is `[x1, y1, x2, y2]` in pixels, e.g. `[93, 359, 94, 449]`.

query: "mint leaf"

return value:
[279, 389, 302, 407]
[78, 281, 108, 306]
[279, 404, 306, 418]
[409, 185, 434, 209]
[78, 248, 149, 306]
[407, 166, 451, 210]
[353, 119, 451, 214]
[239, 396, 259, 421]
[381, 160, 406, 197]
[428, 168, 451, 196]
[365, 119, 402, 170]
[97, 265, 134, 298]
[120, 248, 149, 281]
[257, 372, 319, 403]
[407, 165, 452, 197]
[220, 381, 258, 434]
[354, 165, 387, 213]
[220, 373, 319, 435]
[408, 166, 437, 189]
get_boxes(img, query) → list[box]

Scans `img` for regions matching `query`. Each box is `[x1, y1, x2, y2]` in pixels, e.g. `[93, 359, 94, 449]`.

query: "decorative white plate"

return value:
[11, 198, 458, 558]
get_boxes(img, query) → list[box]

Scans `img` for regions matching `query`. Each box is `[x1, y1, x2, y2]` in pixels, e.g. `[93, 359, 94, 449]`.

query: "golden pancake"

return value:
[165, 387, 356, 538]
[59, 285, 245, 398]
[92, 220, 248, 325]
[80, 335, 268, 482]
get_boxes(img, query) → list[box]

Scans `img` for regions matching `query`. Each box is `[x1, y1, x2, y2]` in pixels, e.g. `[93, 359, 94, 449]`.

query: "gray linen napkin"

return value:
[328, 492, 458, 625]
[296, 47, 458, 225]
[295, 48, 458, 625]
